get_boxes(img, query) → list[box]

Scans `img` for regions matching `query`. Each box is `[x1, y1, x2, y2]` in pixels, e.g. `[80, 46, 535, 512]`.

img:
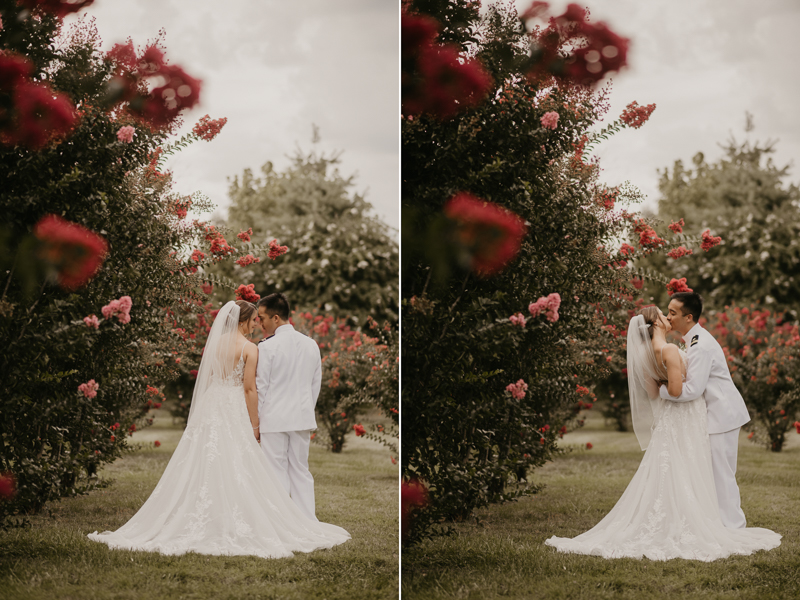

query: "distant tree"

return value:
[225, 143, 398, 325]
[638, 133, 800, 315]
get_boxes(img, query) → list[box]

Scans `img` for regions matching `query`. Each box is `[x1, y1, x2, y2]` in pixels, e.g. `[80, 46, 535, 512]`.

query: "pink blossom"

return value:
[83, 314, 99, 328]
[540, 111, 559, 130]
[78, 379, 99, 399]
[509, 312, 527, 327]
[528, 293, 561, 322]
[116, 126, 135, 143]
[505, 379, 528, 400]
[101, 295, 132, 324]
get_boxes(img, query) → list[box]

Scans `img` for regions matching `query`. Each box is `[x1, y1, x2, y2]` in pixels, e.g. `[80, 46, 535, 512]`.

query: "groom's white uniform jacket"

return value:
[257, 324, 321, 433]
[660, 323, 750, 434]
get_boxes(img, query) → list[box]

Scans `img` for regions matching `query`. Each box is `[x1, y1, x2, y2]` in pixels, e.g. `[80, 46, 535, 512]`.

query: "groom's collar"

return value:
[682, 322, 702, 342]
[275, 323, 294, 335]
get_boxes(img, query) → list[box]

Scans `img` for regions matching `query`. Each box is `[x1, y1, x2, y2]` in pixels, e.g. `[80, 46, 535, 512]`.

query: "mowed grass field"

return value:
[0, 409, 399, 600]
[402, 410, 800, 600]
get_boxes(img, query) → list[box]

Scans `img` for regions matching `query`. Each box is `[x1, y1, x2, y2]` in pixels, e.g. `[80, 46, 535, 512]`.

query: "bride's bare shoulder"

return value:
[661, 343, 681, 359]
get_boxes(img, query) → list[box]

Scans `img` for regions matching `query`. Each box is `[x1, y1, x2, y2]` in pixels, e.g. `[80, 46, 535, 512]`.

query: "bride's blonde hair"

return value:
[637, 306, 661, 340]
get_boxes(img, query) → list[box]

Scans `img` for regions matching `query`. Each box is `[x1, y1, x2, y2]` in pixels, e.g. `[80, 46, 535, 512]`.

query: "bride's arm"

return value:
[661, 344, 683, 398]
[243, 343, 260, 441]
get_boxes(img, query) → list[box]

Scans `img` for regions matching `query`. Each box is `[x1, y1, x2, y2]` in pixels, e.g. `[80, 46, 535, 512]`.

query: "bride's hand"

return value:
[252, 424, 260, 443]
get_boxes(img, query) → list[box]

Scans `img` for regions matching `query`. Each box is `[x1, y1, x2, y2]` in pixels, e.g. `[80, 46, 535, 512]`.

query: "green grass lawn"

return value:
[402, 411, 800, 600]
[0, 409, 399, 600]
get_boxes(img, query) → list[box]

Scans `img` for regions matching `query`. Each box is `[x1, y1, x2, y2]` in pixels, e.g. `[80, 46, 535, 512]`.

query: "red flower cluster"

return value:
[443, 192, 527, 276]
[237, 228, 253, 242]
[401, 479, 429, 540]
[210, 236, 235, 257]
[595, 188, 618, 210]
[631, 277, 644, 290]
[0, 472, 16, 500]
[1, 53, 77, 149]
[618, 243, 635, 257]
[154, 440, 161, 448]
[668, 218, 684, 234]
[192, 114, 227, 141]
[17, 0, 94, 17]
[666, 277, 693, 296]
[667, 246, 693, 260]
[353, 423, 366, 437]
[268, 239, 288, 260]
[795, 421, 800, 434]
[235, 254, 261, 267]
[701, 229, 722, 252]
[586, 442, 593, 449]
[632, 219, 665, 251]
[235, 284, 260, 303]
[105, 43, 201, 129]
[33, 215, 108, 290]
[402, 12, 492, 118]
[620, 101, 656, 129]
[78, 379, 99, 399]
[522, 2, 629, 86]
[171, 196, 192, 220]
[191, 249, 205, 263]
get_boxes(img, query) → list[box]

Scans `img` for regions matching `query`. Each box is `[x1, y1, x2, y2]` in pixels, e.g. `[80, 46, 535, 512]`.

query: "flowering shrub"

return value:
[703, 306, 800, 451]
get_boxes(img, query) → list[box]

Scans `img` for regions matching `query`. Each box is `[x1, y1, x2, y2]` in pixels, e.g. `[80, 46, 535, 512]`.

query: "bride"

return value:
[88, 300, 350, 558]
[545, 306, 781, 561]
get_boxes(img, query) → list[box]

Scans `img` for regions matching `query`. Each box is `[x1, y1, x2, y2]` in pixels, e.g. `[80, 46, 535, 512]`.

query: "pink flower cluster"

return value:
[666, 277, 693, 296]
[509, 312, 527, 327]
[540, 111, 559, 130]
[192, 114, 227, 142]
[529, 293, 561, 322]
[667, 246, 693, 260]
[619, 101, 656, 129]
[235, 254, 261, 267]
[505, 379, 528, 400]
[668, 218, 684, 234]
[116, 125, 135, 143]
[83, 314, 99, 328]
[78, 379, 99, 399]
[701, 229, 722, 252]
[268, 239, 289, 260]
[101, 295, 132, 324]
[237, 228, 253, 242]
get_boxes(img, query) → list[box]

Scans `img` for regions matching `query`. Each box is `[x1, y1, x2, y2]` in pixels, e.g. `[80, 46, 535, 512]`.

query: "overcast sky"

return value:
[513, 0, 800, 217]
[65, 0, 399, 230]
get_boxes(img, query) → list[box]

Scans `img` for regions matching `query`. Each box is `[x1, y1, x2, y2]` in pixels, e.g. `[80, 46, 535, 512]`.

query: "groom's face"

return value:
[258, 306, 279, 337]
[667, 299, 693, 335]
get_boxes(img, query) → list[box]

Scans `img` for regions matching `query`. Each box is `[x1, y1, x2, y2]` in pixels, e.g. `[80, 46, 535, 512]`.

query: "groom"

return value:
[256, 293, 322, 522]
[660, 291, 751, 528]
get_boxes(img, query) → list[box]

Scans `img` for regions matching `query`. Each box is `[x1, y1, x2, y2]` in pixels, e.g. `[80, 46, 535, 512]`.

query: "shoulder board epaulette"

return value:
[690, 334, 699, 347]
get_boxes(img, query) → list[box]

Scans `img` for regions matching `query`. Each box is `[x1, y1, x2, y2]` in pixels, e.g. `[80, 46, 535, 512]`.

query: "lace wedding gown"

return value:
[88, 352, 350, 558]
[545, 352, 781, 561]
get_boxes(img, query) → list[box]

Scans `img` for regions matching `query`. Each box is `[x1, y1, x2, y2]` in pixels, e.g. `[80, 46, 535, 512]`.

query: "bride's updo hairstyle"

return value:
[637, 306, 661, 340]
[235, 300, 256, 323]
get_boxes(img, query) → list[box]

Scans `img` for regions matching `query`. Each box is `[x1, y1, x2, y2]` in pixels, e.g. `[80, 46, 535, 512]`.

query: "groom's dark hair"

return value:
[257, 293, 290, 321]
[671, 292, 703, 324]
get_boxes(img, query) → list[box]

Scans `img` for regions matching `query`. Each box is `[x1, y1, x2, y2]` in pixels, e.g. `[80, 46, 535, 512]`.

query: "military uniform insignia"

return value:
[690, 335, 699, 347]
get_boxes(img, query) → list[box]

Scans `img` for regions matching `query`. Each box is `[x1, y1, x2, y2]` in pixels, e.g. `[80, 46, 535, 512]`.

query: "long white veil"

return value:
[626, 314, 665, 451]
[187, 300, 241, 424]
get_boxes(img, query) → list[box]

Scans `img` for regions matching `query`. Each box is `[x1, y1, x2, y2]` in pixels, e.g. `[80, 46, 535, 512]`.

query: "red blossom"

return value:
[619, 101, 656, 129]
[618, 243, 635, 257]
[190, 369, 198, 379]
[235, 283, 260, 303]
[201, 282, 213, 295]
[210, 237, 235, 257]
[595, 188, 617, 210]
[353, 424, 366, 436]
[666, 277, 693, 296]
[666, 246, 693, 260]
[33, 215, 108, 290]
[0, 472, 17, 500]
[638, 225, 665, 249]
[192, 114, 227, 141]
[235, 254, 261, 267]
[586, 442, 593, 449]
[444, 192, 527, 276]
[668, 218, 684, 234]
[268, 239, 288, 260]
[190, 249, 205, 263]
[237, 228, 253, 242]
[154, 440, 161, 448]
[795, 421, 800, 434]
[566, 21, 629, 85]
[701, 229, 722, 252]
[16, 0, 95, 17]
[401, 479, 429, 540]
[3, 81, 77, 149]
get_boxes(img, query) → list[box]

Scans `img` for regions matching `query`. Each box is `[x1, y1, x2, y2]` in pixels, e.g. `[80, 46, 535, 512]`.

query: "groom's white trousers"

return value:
[709, 428, 746, 529]
[260, 431, 318, 522]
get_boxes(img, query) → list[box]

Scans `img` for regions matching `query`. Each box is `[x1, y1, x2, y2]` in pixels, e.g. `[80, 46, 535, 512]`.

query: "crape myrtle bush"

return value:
[0, 3, 245, 524]
[400, 0, 682, 543]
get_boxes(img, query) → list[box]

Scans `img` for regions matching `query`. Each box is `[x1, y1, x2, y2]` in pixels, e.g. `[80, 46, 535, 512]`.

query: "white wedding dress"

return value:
[545, 318, 781, 561]
[89, 303, 350, 558]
